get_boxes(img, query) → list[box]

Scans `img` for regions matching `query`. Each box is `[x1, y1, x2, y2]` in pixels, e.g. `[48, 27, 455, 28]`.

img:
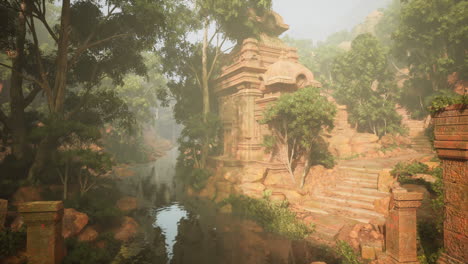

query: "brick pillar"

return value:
[385, 190, 423, 264]
[18, 201, 65, 264]
[432, 104, 467, 264]
[0, 199, 7, 230]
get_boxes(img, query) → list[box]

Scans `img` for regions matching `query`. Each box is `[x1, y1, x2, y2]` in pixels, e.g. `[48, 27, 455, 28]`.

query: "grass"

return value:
[219, 194, 314, 240]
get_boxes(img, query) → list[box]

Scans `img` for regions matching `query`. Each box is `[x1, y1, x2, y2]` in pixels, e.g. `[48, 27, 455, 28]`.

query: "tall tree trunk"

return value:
[199, 19, 210, 168]
[9, 0, 28, 160]
[27, 0, 71, 182]
[300, 152, 311, 188]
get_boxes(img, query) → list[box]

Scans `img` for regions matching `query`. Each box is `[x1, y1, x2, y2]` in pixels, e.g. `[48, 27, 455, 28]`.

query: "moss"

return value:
[220, 195, 313, 240]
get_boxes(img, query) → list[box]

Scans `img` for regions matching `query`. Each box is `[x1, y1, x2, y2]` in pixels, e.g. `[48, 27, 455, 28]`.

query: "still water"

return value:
[117, 148, 340, 264]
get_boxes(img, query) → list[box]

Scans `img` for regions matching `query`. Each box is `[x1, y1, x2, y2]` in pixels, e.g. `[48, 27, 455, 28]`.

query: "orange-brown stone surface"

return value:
[114, 216, 139, 242]
[18, 201, 65, 264]
[385, 189, 423, 264]
[433, 105, 467, 264]
[62, 208, 88, 238]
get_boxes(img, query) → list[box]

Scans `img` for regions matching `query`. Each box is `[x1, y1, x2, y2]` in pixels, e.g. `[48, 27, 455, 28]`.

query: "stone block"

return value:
[444, 182, 468, 212]
[361, 244, 376, 260]
[443, 229, 468, 263]
[442, 159, 468, 185]
[18, 201, 65, 264]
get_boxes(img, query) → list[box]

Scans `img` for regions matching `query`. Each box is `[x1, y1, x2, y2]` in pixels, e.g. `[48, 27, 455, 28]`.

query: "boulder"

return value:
[422, 162, 440, 170]
[116, 197, 138, 212]
[78, 226, 98, 242]
[240, 182, 265, 199]
[223, 169, 241, 184]
[12, 186, 43, 206]
[10, 215, 23, 231]
[377, 169, 395, 193]
[62, 208, 89, 238]
[241, 167, 267, 183]
[373, 196, 391, 217]
[361, 244, 376, 260]
[199, 178, 217, 200]
[412, 173, 437, 183]
[114, 216, 139, 242]
[214, 181, 233, 203]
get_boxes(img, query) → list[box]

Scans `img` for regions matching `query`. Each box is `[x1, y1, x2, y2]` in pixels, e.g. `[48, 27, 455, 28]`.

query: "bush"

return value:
[391, 161, 430, 182]
[220, 195, 313, 240]
[335, 240, 361, 264]
[428, 94, 468, 114]
[63, 233, 121, 264]
[0, 227, 26, 259]
[64, 183, 124, 226]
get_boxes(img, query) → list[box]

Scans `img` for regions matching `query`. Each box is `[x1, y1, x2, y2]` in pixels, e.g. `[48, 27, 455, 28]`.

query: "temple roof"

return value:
[262, 58, 319, 88]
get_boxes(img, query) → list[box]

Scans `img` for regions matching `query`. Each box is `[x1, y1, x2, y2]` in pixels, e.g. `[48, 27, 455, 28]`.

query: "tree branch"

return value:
[69, 33, 130, 66]
[0, 63, 44, 88]
[24, 85, 42, 107]
[207, 36, 227, 79]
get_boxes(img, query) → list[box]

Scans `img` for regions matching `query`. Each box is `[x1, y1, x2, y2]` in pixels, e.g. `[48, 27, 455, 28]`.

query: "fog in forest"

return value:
[0, 0, 466, 263]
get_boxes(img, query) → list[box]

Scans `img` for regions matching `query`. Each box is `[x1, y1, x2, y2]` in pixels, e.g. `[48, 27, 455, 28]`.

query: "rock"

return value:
[219, 204, 232, 214]
[370, 230, 381, 240]
[275, 189, 304, 203]
[116, 197, 138, 212]
[349, 231, 358, 239]
[113, 166, 135, 178]
[114, 216, 139, 242]
[62, 208, 89, 238]
[10, 216, 24, 231]
[378, 169, 395, 193]
[199, 178, 217, 200]
[223, 169, 241, 183]
[350, 239, 360, 250]
[78, 226, 98, 242]
[373, 196, 391, 216]
[361, 244, 376, 260]
[12, 186, 43, 206]
[269, 193, 287, 202]
[240, 182, 265, 197]
[412, 173, 437, 183]
[422, 162, 440, 170]
[364, 224, 373, 231]
[215, 181, 233, 203]
[242, 167, 267, 183]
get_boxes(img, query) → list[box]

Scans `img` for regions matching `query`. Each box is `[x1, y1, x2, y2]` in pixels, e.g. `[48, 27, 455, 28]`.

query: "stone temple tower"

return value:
[214, 11, 320, 163]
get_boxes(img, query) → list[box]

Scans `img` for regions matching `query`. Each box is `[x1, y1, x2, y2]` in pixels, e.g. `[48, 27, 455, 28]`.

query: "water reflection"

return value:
[118, 148, 340, 264]
[153, 203, 188, 261]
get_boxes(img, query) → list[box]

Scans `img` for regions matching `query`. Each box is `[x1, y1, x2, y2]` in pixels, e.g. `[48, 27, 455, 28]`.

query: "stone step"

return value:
[341, 170, 379, 179]
[330, 190, 383, 203]
[314, 225, 340, 240]
[341, 177, 377, 185]
[338, 180, 378, 189]
[335, 186, 388, 198]
[337, 166, 381, 174]
[320, 203, 384, 222]
[316, 195, 375, 210]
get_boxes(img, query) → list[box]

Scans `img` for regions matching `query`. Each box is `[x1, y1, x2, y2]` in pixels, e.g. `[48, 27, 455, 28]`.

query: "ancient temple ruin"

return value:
[214, 11, 320, 162]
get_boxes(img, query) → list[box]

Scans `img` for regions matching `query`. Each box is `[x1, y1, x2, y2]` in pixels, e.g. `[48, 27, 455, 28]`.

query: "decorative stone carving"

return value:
[385, 189, 423, 264]
[432, 104, 467, 264]
[18, 201, 65, 264]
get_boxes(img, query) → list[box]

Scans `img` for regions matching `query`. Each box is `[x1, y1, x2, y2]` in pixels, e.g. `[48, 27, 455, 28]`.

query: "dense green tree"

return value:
[0, 0, 191, 181]
[262, 86, 336, 187]
[332, 34, 402, 137]
[392, 0, 468, 117]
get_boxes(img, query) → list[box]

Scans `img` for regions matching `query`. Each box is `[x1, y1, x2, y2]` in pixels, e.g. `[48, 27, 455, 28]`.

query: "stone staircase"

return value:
[406, 120, 433, 153]
[304, 166, 389, 226]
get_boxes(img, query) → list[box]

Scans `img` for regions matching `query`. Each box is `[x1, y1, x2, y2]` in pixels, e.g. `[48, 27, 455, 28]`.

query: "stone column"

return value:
[18, 201, 65, 264]
[0, 199, 7, 230]
[432, 105, 467, 264]
[385, 190, 423, 264]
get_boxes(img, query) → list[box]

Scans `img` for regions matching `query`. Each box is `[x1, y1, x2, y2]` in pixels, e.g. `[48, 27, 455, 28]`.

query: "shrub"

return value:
[428, 94, 468, 114]
[391, 161, 430, 182]
[220, 195, 313, 240]
[63, 233, 121, 264]
[0, 227, 26, 259]
[335, 240, 361, 264]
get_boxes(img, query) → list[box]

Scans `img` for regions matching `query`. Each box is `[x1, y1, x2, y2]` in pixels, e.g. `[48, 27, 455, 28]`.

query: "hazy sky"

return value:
[273, 0, 391, 42]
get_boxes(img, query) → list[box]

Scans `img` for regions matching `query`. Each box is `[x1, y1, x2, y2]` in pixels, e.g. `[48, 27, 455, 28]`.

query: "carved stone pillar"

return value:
[0, 199, 7, 230]
[385, 190, 423, 264]
[18, 201, 65, 264]
[433, 104, 468, 264]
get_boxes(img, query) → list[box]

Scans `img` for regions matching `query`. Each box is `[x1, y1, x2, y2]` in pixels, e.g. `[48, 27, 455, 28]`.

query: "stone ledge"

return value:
[18, 201, 63, 213]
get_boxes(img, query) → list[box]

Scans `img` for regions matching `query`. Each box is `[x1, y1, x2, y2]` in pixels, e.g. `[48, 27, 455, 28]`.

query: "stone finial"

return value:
[385, 191, 423, 264]
[19, 201, 65, 264]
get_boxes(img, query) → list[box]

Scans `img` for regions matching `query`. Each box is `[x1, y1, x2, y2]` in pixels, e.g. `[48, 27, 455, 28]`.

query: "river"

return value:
[116, 147, 341, 264]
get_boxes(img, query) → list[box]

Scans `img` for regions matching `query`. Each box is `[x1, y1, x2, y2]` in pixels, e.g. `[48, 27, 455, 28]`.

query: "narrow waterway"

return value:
[117, 148, 340, 264]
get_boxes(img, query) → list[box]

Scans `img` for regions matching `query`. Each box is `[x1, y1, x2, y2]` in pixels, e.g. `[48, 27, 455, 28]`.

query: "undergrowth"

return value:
[219, 194, 314, 240]
[335, 240, 361, 264]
